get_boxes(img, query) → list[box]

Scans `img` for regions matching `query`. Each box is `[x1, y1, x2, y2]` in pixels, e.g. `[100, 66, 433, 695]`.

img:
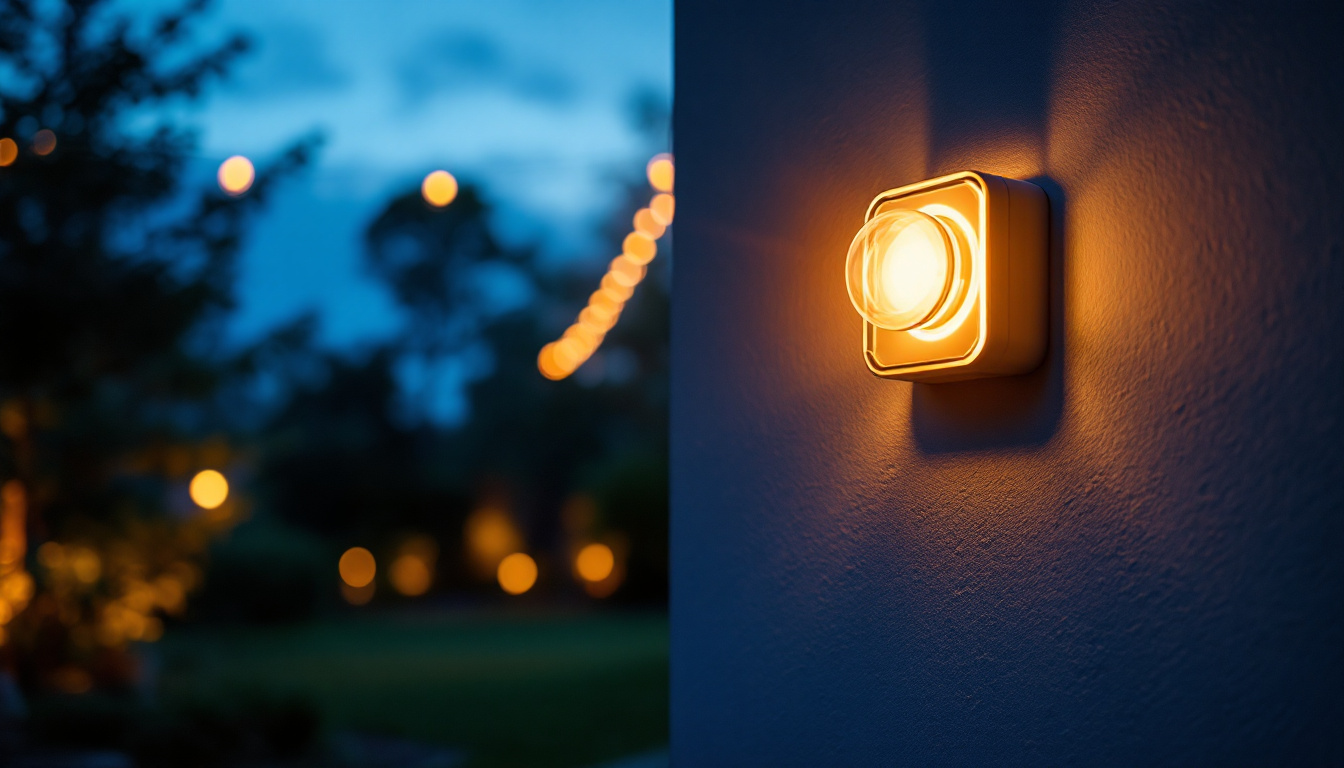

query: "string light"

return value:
[538, 154, 674, 381]
[217, 155, 255, 195]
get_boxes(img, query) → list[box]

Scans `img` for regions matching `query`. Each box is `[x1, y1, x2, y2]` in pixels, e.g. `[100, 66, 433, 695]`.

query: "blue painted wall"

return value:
[670, 1, 1343, 764]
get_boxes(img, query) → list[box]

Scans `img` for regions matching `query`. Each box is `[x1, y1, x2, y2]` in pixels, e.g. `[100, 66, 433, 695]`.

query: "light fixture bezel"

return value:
[860, 170, 1048, 382]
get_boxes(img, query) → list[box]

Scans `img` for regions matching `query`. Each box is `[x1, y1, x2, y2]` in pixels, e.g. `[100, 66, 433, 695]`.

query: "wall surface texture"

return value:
[670, 1, 1343, 764]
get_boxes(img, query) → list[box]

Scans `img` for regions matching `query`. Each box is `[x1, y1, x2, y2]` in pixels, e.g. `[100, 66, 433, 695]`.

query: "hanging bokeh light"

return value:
[217, 155, 255, 196]
[188, 470, 229, 510]
[537, 154, 674, 381]
[421, 169, 459, 207]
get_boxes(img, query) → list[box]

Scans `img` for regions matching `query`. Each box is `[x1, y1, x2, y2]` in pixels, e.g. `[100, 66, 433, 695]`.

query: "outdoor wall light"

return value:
[845, 171, 1048, 382]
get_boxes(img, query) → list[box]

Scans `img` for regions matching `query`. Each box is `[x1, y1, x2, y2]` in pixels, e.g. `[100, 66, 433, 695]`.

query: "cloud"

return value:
[396, 29, 578, 108]
[228, 23, 351, 99]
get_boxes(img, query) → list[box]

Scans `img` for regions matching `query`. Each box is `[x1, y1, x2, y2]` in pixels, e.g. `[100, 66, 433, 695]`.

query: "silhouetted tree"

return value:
[0, 0, 315, 683]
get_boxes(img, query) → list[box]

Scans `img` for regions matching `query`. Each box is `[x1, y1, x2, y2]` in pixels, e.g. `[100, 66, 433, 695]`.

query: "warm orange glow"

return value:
[847, 210, 954, 331]
[338, 546, 376, 588]
[650, 193, 675, 225]
[632, 209, 666, 239]
[497, 552, 537, 595]
[584, 302, 619, 326]
[32, 129, 56, 156]
[578, 305, 618, 332]
[575, 543, 614, 583]
[538, 343, 567, 380]
[421, 170, 459, 207]
[600, 273, 635, 301]
[856, 172, 1047, 382]
[0, 138, 17, 167]
[217, 155, 255, 195]
[390, 553, 432, 596]
[583, 565, 624, 598]
[589, 290, 622, 314]
[188, 469, 229, 510]
[465, 507, 524, 577]
[553, 337, 590, 370]
[609, 256, 645, 287]
[622, 232, 658, 266]
[538, 153, 674, 382]
[646, 153, 674, 192]
[70, 547, 101, 585]
[564, 323, 604, 349]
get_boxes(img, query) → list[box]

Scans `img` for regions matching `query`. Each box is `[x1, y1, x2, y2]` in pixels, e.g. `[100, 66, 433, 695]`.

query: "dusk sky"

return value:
[143, 0, 672, 349]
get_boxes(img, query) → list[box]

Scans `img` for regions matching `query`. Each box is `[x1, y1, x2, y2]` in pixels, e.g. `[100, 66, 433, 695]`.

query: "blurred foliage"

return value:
[0, 0, 316, 688]
[0, 0, 670, 725]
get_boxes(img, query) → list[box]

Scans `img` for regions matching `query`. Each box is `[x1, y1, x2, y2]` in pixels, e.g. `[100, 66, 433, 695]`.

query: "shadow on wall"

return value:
[910, 0, 1066, 453]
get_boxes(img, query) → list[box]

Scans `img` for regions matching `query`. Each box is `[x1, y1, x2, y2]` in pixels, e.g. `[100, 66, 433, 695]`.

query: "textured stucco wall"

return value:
[670, 1, 1343, 764]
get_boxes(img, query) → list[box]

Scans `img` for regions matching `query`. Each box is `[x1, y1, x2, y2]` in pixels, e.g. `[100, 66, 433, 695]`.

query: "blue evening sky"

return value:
[151, 0, 672, 348]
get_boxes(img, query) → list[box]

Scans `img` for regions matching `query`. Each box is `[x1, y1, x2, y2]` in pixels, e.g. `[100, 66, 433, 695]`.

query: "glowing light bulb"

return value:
[217, 155, 255, 195]
[421, 170, 458, 207]
[845, 210, 954, 331]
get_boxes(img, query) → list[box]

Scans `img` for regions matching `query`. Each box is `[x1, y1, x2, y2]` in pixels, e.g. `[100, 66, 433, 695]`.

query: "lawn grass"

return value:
[156, 609, 669, 768]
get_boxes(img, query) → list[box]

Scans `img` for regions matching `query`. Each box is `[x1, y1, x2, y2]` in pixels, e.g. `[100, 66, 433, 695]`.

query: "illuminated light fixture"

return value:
[846, 171, 1048, 381]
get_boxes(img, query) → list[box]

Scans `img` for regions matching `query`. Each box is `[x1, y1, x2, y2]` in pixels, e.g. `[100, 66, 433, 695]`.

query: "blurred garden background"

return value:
[0, 1, 671, 766]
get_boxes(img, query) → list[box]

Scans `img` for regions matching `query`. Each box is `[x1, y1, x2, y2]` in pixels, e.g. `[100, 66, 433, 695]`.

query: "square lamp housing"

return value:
[846, 171, 1048, 382]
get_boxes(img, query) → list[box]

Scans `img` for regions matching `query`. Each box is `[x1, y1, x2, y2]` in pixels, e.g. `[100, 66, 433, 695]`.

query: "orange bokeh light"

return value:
[188, 470, 229, 510]
[600, 273, 635, 301]
[646, 153, 674, 193]
[622, 232, 658, 266]
[389, 553, 432, 596]
[609, 256, 645, 287]
[578, 305, 618, 332]
[421, 170, 459, 207]
[538, 343, 568, 380]
[537, 153, 673, 383]
[589, 290, 622, 314]
[650, 193, 675, 225]
[465, 507, 524, 576]
[575, 543, 614, 583]
[497, 552, 538, 595]
[632, 209, 666, 239]
[217, 155, 255, 195]
[338, 547, 376, 588]
[0, 138, 17, 167]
